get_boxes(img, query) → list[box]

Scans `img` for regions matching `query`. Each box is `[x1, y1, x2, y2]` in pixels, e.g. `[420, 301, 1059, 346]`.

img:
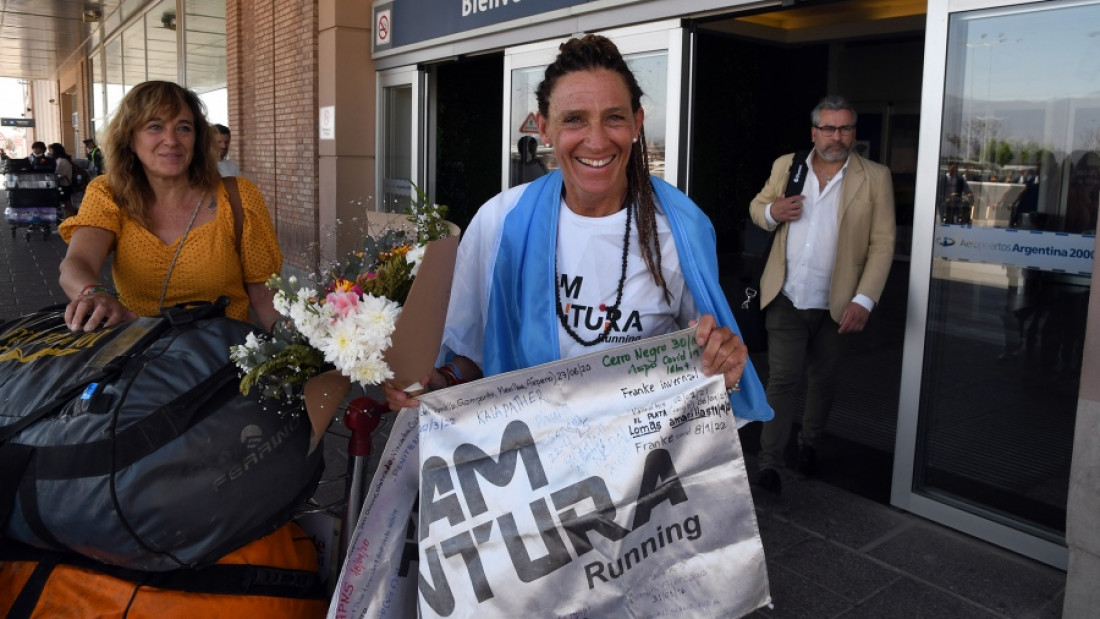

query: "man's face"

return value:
[31, 145, 44, 156]
[215, 133, 230, 159]
[811, 109, 856, 164]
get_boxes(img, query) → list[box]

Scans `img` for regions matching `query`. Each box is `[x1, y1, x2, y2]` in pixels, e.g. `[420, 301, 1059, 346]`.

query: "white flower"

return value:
[406, 244, 427, 277]
[316, 317, 361, 370]
[349, 352, 394, 385]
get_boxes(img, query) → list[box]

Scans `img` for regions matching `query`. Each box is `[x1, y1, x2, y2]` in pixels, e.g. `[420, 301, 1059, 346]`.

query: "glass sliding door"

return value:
[897, 0, 1100, 568]
[377, 67, 426, 214]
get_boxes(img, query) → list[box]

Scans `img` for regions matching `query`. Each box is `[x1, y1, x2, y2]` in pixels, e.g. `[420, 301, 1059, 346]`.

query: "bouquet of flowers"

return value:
[230, 186, 454, 411]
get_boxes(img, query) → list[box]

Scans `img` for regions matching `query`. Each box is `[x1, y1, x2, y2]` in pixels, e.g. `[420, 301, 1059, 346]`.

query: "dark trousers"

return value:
[758, 293, 844, 472]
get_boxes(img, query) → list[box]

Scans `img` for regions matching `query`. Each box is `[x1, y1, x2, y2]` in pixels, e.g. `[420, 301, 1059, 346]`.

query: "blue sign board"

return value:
[376, 0, 589, 51]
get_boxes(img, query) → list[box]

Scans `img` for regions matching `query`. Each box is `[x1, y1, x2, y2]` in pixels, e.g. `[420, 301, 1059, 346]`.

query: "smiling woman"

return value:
[384, 34, 773, 428]
[56, 81, 281, 330]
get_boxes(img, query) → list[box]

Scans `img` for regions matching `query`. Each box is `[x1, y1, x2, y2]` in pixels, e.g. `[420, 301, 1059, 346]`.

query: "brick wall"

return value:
[227, 0, 320, 273]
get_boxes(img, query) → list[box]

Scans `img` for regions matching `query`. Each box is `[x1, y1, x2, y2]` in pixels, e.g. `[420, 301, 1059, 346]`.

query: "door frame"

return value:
[376, 66, 429, 212]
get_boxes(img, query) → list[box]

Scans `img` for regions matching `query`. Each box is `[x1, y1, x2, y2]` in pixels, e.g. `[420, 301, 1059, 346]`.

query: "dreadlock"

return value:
[536, 34, 670, 303]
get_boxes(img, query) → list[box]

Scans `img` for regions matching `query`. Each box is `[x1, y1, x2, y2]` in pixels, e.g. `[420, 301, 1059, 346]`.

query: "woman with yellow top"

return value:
[59, 80, 280, 333]
[53, 83, 325, 616]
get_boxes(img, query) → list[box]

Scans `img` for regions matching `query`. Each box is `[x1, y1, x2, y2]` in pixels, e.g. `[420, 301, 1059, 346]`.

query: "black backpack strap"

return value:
[0, 540, 326, 602]
[159, 296, 230, 326]
[17, 454, 66, 551]
[763, 149, 814, 259]
[784, 150, 812, 197]
[0, 443, 33, 527]
[6, 550, 63, 619]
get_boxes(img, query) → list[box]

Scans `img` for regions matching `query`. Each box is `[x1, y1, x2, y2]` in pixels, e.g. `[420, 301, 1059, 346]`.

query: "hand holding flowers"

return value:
[230, 188, 454, 412]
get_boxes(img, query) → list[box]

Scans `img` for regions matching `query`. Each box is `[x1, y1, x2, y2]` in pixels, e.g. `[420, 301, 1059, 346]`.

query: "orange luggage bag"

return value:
[0, 522, 327, 618]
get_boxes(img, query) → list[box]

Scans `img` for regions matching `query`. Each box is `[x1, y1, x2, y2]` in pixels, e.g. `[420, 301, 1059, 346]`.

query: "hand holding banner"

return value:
[330, 328, 770, 618]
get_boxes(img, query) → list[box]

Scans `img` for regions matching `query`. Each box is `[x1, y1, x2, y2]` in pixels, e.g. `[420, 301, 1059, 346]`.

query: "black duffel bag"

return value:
[0, 298, 323, 572]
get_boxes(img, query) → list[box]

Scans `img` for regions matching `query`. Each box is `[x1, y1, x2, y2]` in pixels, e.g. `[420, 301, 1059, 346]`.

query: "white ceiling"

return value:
[0, 0, 124, 81]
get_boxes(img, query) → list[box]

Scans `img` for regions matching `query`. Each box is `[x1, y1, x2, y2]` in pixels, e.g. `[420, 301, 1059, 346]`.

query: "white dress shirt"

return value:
[765, 153, 875, 313]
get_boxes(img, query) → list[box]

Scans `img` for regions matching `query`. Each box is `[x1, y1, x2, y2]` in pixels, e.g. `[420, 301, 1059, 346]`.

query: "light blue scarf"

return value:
[485, 171, 773, 423]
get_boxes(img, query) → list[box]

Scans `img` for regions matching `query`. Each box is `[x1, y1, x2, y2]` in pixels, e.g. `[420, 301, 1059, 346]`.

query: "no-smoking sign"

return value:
[375, 9, 391, 47]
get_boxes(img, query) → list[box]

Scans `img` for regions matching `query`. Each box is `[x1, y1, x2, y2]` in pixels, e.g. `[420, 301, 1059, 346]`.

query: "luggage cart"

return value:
[296, 391, 391, 588]
[4, 169, 62, 241]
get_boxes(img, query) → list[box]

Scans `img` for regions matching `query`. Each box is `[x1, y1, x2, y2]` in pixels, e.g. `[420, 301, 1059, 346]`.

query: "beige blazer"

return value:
[749, 152, 896, 323]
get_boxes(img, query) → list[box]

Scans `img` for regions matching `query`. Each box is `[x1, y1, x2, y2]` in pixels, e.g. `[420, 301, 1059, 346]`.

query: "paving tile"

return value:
[837, 576, 1003, 619]
[866, 524, 1065, 617]
[772, 537, 902, 603]
[756, 510, 814, 556]
[1034, 589, 1065, 619]
[753, 562, 853, 619]
[761, 474, 910, 550]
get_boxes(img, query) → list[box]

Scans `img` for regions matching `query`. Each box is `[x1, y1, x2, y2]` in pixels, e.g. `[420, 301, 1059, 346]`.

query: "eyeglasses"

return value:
[814, 124, 855, 137]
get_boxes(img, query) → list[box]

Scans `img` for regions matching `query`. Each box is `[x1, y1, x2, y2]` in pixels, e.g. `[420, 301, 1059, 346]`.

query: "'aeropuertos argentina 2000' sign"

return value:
[328, 328, 770, 619]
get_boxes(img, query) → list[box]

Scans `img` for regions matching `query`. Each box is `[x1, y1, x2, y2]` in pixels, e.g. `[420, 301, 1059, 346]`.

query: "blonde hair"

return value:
[101, 81, 221, 226]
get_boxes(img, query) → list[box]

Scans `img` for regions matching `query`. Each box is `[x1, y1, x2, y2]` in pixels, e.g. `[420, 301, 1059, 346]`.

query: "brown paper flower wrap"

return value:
[230, 190, 459, 432]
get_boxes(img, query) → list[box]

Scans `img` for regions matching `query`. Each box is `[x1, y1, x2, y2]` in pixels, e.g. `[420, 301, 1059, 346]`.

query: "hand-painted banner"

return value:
[328, 409, 420, 619]
[329, 328, 769, 618]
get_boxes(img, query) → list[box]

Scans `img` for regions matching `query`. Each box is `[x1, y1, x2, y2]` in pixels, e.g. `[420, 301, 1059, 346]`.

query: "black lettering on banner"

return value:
[416, 415, 698, 615]
[441, 530, 494, 602]
[421, 455, 466, 540]
[631, 448, 688, 530]
[398, 501, 419, 577]
[552, 476, 630, 556]
[499, 498, 572, 582]
[455, 420, 549, 517]
[419, 544, 456, 615]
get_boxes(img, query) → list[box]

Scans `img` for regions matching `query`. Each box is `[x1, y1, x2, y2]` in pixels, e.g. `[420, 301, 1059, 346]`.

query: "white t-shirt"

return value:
[555, 200, 696, 359]
[218, 159, 241, 177]
[442, 184, 698, 369]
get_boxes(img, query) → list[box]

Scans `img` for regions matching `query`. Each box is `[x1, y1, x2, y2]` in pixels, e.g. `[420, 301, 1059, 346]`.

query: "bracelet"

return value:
[726, 381, 741, 395]
[436, 362, 466, 387]
[444, 361, 464, 382]
[79, 284, 117, 298]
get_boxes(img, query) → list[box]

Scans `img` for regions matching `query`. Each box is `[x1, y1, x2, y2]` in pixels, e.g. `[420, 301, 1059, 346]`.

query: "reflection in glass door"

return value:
[902, 0, 1100, 565]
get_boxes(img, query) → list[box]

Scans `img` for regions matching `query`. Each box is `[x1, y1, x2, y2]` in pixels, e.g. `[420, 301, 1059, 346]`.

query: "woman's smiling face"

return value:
[131, 106, 196, 182]
[537, 68, 643, 217]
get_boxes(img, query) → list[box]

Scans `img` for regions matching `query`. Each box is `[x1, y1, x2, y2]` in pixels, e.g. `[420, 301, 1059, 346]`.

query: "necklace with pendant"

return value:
[555, 199, 632, 347]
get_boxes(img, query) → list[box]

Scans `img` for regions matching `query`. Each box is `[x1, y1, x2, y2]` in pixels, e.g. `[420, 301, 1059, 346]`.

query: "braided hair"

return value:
[536, 34, 670, 302]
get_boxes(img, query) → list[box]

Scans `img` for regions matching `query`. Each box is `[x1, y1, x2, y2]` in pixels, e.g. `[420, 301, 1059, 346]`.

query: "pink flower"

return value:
[325, 289, 360, 317]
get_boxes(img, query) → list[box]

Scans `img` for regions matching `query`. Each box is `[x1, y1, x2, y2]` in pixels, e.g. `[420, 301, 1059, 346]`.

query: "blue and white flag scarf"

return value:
[484, 171, 773, 423]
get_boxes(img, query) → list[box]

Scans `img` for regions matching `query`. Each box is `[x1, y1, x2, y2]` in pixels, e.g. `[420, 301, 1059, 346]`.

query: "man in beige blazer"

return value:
[749, 95, 896, 494]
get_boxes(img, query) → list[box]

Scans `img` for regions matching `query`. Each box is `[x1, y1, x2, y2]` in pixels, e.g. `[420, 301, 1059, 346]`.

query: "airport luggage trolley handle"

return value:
[341, 395, 386, 554]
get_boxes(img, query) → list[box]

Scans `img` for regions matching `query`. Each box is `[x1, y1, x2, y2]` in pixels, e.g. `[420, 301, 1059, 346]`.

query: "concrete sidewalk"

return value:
[0, 225, 1068, 618]
[742, 453, 1065, 618]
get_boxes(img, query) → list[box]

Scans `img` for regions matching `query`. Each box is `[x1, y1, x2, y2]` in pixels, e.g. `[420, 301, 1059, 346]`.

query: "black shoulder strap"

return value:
[0, 539, 326, 605]
[784, 150, 812, 197]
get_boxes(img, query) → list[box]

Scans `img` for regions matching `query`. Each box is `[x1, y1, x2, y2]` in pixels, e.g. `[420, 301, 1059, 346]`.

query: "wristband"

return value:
[444, 361, 464, 382]
[436, 362, 465, 387]
[80, 284, 117, 298]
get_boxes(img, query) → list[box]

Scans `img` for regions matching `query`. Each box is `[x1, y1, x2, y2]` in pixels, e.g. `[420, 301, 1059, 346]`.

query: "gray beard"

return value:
[816, 145, 850, 163]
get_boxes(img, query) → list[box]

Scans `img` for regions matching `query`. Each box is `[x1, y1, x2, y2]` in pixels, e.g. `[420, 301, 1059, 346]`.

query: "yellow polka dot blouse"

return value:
[59, 176, 282, 322]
